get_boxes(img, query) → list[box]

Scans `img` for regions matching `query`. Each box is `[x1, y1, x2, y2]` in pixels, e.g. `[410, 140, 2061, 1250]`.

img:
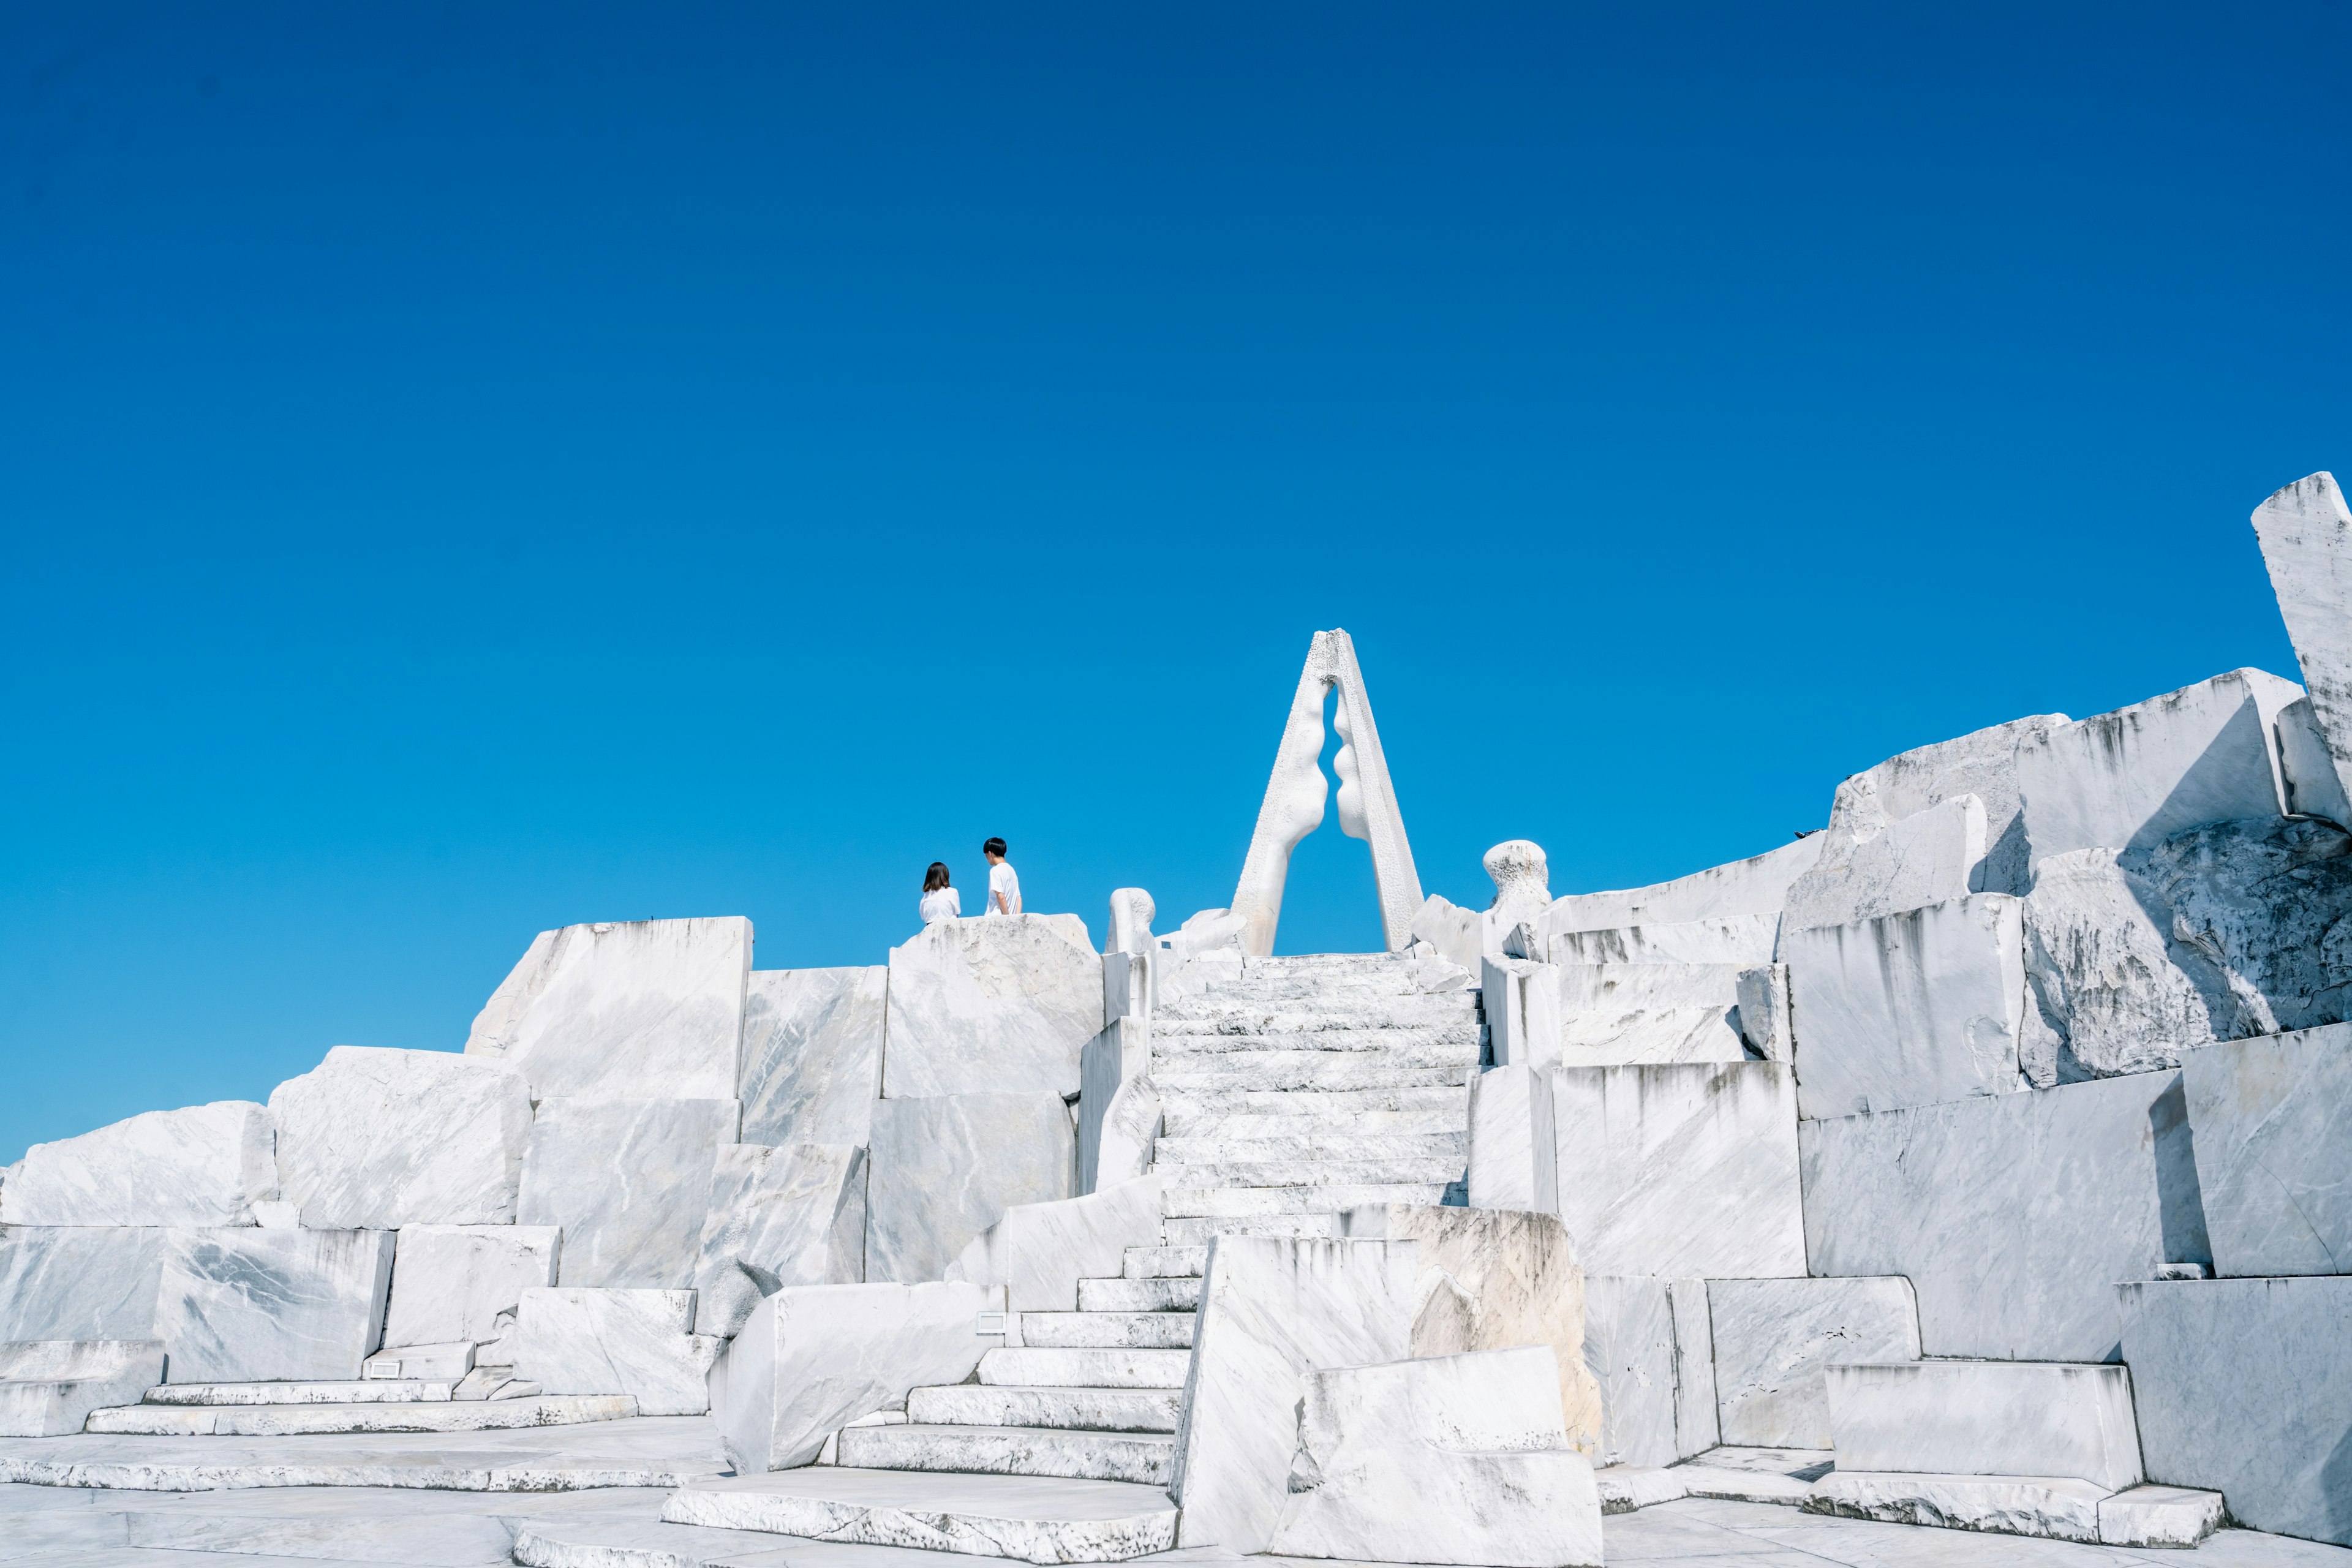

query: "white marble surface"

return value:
[382, 1223, 562, 1349]
[1807, 1470, 2109, 1542]
[1266, 1347, 1604, 1568]
[1, 1101, 276, 1227]
[519, 1097, 739, 1289]
[1555, 962, 1749, 1066]
[1408, 894, 1484, 973]
[1545, 835, 1821, 933]
[1483, 954, 1564, 1069]
[2103, 1485, 2228, 1548]
[1168, 1235, 1416, 1551]
[90, 1393, 632, 1436]
[1079, 1018, 1153, 1194]
[155, 1227, 396, 1384]
[1548, 913, 1784, 966]
[2252, 472, 2352, 814]
[881, 915, 1104, 1099]
[662, 1467, 1180, 1561]
[1581, 1276, 1716, 1468]
[0, 1338, 164, 1437]
[863, 1092, 1076, 1284]
[1825, 1360, 2142, 1491]
[693, 1143, 866, 1340]
[2181, 1024, 2352, 1276]
[2022, 847, 2236, 1077]
[2129, 815, 2352, 1038]
[946, 1175, 1166, 1313]
[511, 1288, 722, 1417]
[1466, 1063, 1556, 1214]
[1814, 714, 2075, 902]
[465, 916, 751, 1102]
[1783, 792, 1986, 933]
[268, 1047, 533, 1228]
[2277, 696, 2352, 821]
[0, 1226, 167, 1342]
[1737, 963, 1793, 1061]
[1706, 1276, 1918, 1449]
[1782, 893, 2029, 1119]
[1551, 1062, 1807, 1278]
[738, 967, 886, 1149]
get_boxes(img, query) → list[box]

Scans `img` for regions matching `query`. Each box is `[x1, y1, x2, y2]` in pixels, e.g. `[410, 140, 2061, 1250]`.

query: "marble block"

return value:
[864, 1092, 1076, 1284]
[1467, 1065, 1555, 1215]
[946, 1175, 1166, 1313]
[1544, 835, 1822, 933]
[1580, 1275, 1716, 1468]
[510, 1286, 722, 1417]
[718, 1280, 1003, 1473]
[1806, 1471, 2109, 1542]
[519, 1098, 739, 1289]
[1483, 956, 1564, 1069]
[1824, 1360, 2143, 1491]
[1406, 894, 1483, 973]
[1550, 1062, 1807, 1279]
[738, 967, 885, 1150]
[2252, 472, 2352, 813]
[0, 1226, 166, 1341]
[268, 1047, 532, 1228]
[2022, 848, 2237, 1078]
[1266, 1348, 1604, 1568]
[2099, 1484, 2226, 1548]
[1078, 1017, 1151, 1194]
[1, 1101, 275, 1227]
[1782, 893, 2028, 1119]
[693, 1144, 867, 1339]
[156, 1227, 396, 1384]
[1736, 964, 1792, 1061]
[464, 916, 750, 1101]
[2015, 669, 2296, 869]
[2117, 1275, 2352, 1546]
[1809, 715, 2075, 902]
[382, 1224, 561, 1348]
[2129, 814, 2352, 1038]
[1548, 913, 1783, 967]
[1705, 1277, 1920, 1449]
[2182, 1024, 2352, 1276]
[882, 914, 1103, 1099]
[1555, 962, 1749, 1066]
[0, 1338, 165, 1437]
[1169, 1236, 1417, 1551]
[1783, 793, 1987, 933]
[1341, 1203, 1602, 1454]
[1800, 1070, 2205, 1361]
[2278, 696, 2352, 821]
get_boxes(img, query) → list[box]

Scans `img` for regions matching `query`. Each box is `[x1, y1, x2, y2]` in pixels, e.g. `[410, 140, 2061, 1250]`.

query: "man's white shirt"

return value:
[988, 861, 1022, 916]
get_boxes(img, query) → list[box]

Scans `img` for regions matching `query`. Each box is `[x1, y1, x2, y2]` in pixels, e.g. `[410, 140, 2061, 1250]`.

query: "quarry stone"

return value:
[510, 1286, 722, 1417]
[0, 1101, 276, 1228]
[1544, 835, 1822, 933]
[864, 1091, 1077, 1284]
[1466, 1063, 1556, 1214]
[2181, 1023, 2352, 1276]
[518, 1097, 739, 1290]
[2252, 472, 2352, 813]
[882, 914, 1103, 1099]
[1580, 1275, 1716, 1468]
[0, 1226, 167, 1342]
[155, 1227, 396, 1384]
[946, 1175, 1167, 1313]
[1823, 1359, 2143, 1491]
[737, 966, 886, 1149]
[1555, 962, 1749, 1066]
[693, 1142, 867, 1339]
[269, 1047, 533, 1228]
[1782, 792, 1986, 933]
[382, 1224, 561, 1350]
[1706, 1276, 1920, 1449]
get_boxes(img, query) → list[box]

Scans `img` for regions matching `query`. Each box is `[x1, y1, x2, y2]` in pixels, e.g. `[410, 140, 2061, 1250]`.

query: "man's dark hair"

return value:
[983, 837, 1008, 858]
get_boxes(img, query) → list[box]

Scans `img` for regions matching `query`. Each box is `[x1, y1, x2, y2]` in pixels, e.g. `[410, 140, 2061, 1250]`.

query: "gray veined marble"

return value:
[2181, 1023, 2352, 1276]
[0, 1101, 276, 1227]
[0, 1225, 168, 1341]
[154, 1226, 396, 1384]
[1706, 1275, 1919, 1450]
[882, 915, 1105, 1100]
[692, 1142, 867, 1339]
[381, 1224, 562, 1349]
[1580, 1275, 1716, 1468]
[738, 965, 886, 1148]
[510, 1286, 722, 1417]
[863, 1092, 1076, 1285]
[518, 1097, 739, 1290]
[269, 1046, 533, 1228]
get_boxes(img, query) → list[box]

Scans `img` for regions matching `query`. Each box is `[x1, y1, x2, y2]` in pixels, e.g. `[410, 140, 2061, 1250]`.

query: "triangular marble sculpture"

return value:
[1231, 629, 1425, 956]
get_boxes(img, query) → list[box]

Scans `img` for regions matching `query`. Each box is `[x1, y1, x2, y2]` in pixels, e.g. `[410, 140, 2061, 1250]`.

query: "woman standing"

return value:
[918, 862, 960, 925]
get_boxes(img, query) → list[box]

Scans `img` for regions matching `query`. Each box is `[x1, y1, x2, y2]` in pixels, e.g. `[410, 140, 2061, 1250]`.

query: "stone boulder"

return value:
[2251, 471, 2352, 814]
[0, 1226, 167, 1341]
[863, 1092, 1076, 1284]
[1580, 1275, 1717, 1468]
[155, 1227, 396, 1384]
[510, 1286, 722, 1416]
[693, 1143, 867, 1340]
[1706, 1276, 1920, 1449]
[1782, 793, 1986, 933]
[0, 1339, 167, 1438]
[381, 1224, 561, 1350]
[1555, 962, 1748, 1066]
[945, 1174, 1166, 1313]
[881, 914, 1102, 1099]
[2180, 1023, 2352, 1277]
[269, 1047, 532, 1228]
[1, 1102, 275, 1227]
[518, 1098, 739, 1289]
[738, 967, 885, 1148]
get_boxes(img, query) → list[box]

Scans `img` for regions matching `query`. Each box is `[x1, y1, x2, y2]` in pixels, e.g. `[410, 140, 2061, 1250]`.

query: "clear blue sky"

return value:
[4, 4, 2345, 1163]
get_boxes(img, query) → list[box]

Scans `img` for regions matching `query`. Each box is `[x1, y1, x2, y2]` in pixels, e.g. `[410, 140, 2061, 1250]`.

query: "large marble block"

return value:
[1800, 1071, 2207, 1360]
[718, 1280, 1002, 1472]
[1341, 1203, 1602, 1454]
[1824, 1360, 2144, 1491]
[156, 1227, 396, 1384]
[2252, 472, 2352, 813]
[2130, 815, 2352, 1037]
[946, 1175, 1166, 1313]
[1782, 894, 2027, 1119]
[1548, 913, 1783, 966]
[2180, 1025, 2352, 1277]
[1784, 794, 1986, 933]
[382, 1224, 561, 1349]
[1169, 1237, 1417, 1551]
[1554, 963, 1748, 1066]
[518, 1098, 739, 1289]
[1550, 1062, 1806, 1279]
[2277, 695, 2352, 821]
[2022, 848, 2237, 1079]
[1266, 1348, 1604, 1568]
[0, 1226, 166, 1341]
[2014, 669, 2297, 869]
[1406, 894, 1483, 973]
[1544, 835, 1822, 933]
[1466, 1065, 1555, 1214]
[881, 914, 1103, 1099]
[1806, 715, 2075, 903]
[864, 1093, 1076, 1285]
[269, 1047, 532, 1228]
[693, 1143, 867, 1339]
[738, 967, 884, 1149]
[1706, 1276, 1920, 1449]
[510, 1286, 722, 1416]
[1483, 956, 1563, 1069]
[2118, 1275, 2352, 1547]
[1077, 1017, 1151, 1194]
[1, 1102, 275, 1227]
[1580, 1275, 1716, 1468]
[0, 1338, 166, 1437]
[464, 916, 750, 1101]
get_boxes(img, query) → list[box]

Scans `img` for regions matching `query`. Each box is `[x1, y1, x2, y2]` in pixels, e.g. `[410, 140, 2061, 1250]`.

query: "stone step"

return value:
[1151, 1156, 1467, 1187]
[1122, 1245, 1210, 1279]
[1159, 1104, 1469, 1138]
[139, 1380, 458, 1406]
[1162, 1214, 1339, 1245]
[905, 1382, 1183, 1434]
[1018, 1311, 1195, 1350]
[1161, 1182, 1449, 1218]
[1153, 1002, 1480, 1031]
[1154, 1129, 1467, 1164]
[661, 1468, 1181, 1562]
[1153, 1059, 1472, 1093]
[512, 1516, 897, 1568]
[1078, 1276, 1200, 1312]
[82, 1394, 636, 1437]
[1175, 980, 1450, 1006]
[1157, 1085, 1471, 1122]
[976, 1347, 1191, 1389]
[1154, 1041, 1481, 1072]
[838, 1423, 1174, 1487]
[1151, 1024, 1482, 1055]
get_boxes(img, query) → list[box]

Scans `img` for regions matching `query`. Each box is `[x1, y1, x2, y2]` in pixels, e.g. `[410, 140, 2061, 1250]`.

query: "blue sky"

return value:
[4, 3, 2346, 1161]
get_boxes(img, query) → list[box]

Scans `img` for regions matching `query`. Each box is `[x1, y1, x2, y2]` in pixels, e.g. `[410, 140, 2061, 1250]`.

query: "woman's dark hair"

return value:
[924, 862, 951, 893]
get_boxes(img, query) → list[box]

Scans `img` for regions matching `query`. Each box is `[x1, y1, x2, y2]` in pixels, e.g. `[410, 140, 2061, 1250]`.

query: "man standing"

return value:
[984, 837, 1022, 916]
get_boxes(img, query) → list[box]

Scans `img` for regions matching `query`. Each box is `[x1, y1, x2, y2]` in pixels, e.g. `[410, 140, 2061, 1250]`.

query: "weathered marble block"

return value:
[1, 1102, 275, 1227]
[510, 1286, 722, 1417]
[1783, 793, 1986, 934]
[946, 1175, 1166, 1313]
[465, 916, 750, 1102]
[1466, 1065, 1555, 1214]
[1547, 913, 1783, 967]
[0, 1226, 167, 1341]
[1736, 963, 1792, 1061]
[2118, 1275, 2352, 1547]
[381, 1224, 561, 1349]
[1266, 1348, 1604, 1568]
[1800, 1071, 2207, 1361]
[2182, 1024, 2352, 1276]
[1543, 835, 1821, 933]
[156, 1227, 396, 1384]
[881, 914, 1103, 1100]
[1406, 894, 1483, 973]
[1580, 1275, 1716, 1468]
[2278, 696, 2352, 823]
[518, 1098, 739, 1289]
[1824, 1360, 2144, 1491]
[1706, 1276, 1920, 1449]
[863, 1093, 1076, 1285]
[693, 1143, 867, 1339]
[1077, 1017, 1152, 1196]
[1782, 894, 2028, 1119]
[738, 967, 885, 1149]
[0, 1338, 166, 1437]
[1550, 1062, 1806, 1279]
[269, 1047, 532, 1228]
[1483, 956, 1563, 1069]
[1169, 1236, 1417, 1551]
[2129, 814, 2352, 1038]
[2252, 472, 2352, 814]
[2021, 848, 2236, 1079]
[717, 1280, 1003, 1473]
[1554, 962, 1748, 1066]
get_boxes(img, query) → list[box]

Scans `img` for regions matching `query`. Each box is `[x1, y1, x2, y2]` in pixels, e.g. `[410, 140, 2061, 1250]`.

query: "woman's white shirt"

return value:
[919, 886, 962, 925]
